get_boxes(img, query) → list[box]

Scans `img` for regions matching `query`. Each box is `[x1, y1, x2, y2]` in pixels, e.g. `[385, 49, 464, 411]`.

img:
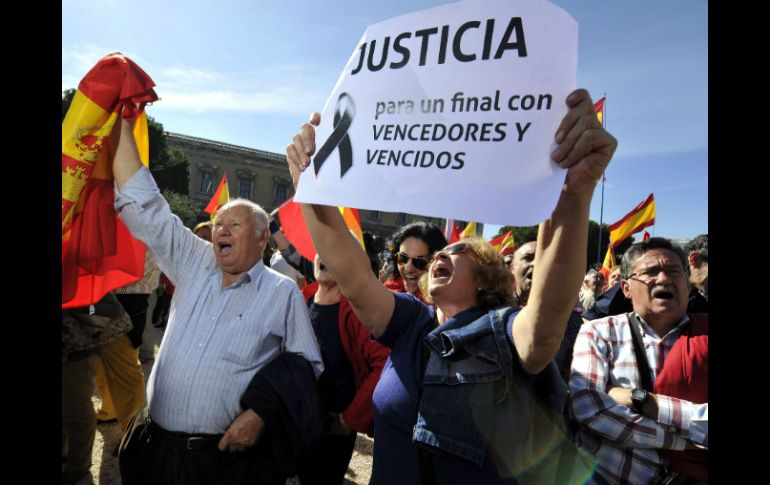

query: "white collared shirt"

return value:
[115, 167, 323, 433]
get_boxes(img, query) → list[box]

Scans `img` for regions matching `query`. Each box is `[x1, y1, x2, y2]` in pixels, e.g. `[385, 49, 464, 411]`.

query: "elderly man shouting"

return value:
[111, 118, 323, 485]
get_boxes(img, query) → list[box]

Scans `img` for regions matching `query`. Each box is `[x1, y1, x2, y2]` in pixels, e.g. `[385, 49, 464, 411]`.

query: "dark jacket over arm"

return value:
[240, 353, 325, 477]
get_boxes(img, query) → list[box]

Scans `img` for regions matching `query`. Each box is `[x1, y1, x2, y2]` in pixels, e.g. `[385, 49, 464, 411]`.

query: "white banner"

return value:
[294, 0, 578, 227]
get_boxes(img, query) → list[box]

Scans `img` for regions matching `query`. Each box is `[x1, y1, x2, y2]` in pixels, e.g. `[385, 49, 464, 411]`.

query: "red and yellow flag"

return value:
[594, 97, 606, 126]
[599, 243, 616, 279]
[204, 174, 230, 220]
[62, 53, 158, 308]
[277, 197, 364, 261]
[448, 224, 462, 244]
[488, 231, 515, 256]
[340, 206, 364, 249]
[460, 222, 478, 238]
[608, 193, 656, 247]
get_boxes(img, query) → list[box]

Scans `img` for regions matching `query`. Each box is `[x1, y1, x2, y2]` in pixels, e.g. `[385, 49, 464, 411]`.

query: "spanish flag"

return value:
[340, 206, 365, 250]
[277, 197, 364, 261]
[599, 243, 616, 279]
[204, 174, 230, 220]
[608, 193, 656, 247]
[460, 222, 478, 238]
[447, 223, 463, 244]
[488, 231, 515, 256]
[62, 53, 158, 308]
[594, 97, 606, 126]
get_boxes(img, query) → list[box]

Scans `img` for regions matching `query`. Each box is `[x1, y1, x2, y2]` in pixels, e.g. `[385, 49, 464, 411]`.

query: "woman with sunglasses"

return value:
[383, 222, 447, 302]
[286, 89, 617, 484]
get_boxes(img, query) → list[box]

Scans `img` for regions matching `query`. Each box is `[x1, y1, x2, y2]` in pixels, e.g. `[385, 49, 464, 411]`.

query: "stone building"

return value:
[166, 132, 452, 240]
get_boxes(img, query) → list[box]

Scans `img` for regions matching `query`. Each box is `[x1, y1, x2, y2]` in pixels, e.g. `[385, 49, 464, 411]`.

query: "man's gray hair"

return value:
[620, 237, 689, 279]
[214, 198, 269, 236]
[683, 234, 708, 261]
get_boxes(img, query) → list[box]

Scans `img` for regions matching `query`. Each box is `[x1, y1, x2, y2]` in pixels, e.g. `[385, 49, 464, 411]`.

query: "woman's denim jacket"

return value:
[412, 306, 568, 471]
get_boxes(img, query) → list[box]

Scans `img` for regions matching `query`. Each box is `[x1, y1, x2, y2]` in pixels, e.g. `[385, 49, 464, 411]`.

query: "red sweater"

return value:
[302, 282, 390, 437]
[655, 313, 708, 481]
[383, 276, 426, 303]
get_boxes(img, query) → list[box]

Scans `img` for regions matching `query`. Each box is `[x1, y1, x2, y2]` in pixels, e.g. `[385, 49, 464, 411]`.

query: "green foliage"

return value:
[62, 89, 76, 121]
[497, 221, 635, 271]
[148, 117, 191, 195]
[61, 89, 190, 195]
[588, 220, 635, 269]
[162, 190, 199, 228]
[496, 225, 538, 246]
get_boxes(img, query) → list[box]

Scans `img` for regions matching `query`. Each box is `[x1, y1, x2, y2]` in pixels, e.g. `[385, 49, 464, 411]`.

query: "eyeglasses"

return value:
[431, 242, 479, 263]
[629, 265, 686, 282]
[396, 252, 430, 270]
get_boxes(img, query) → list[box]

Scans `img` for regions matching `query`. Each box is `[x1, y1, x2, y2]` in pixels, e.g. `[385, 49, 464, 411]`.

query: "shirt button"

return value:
[198, 342, 203, 347]
[211, 316, 216, 321]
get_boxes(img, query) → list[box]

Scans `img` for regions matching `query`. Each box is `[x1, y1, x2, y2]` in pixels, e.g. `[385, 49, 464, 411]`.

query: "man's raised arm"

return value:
[111, 118, 143, 188]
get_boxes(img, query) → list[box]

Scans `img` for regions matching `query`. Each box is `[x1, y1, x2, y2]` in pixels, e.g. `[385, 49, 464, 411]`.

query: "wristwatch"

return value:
[630, 388, 650, 413]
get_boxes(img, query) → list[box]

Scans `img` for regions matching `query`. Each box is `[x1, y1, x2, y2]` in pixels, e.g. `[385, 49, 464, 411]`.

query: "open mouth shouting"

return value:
[218, 241, 233, 256]
[651, 285, 676, 301]
[431, 260, 453, 283]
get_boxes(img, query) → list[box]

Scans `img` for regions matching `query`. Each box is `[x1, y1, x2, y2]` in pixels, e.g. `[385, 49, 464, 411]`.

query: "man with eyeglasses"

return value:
[569, 237, 708, 484]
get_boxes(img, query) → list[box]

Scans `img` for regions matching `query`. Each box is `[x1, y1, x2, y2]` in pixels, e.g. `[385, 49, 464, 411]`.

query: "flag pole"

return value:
[596, 93, 607, 265]
[597, 175, 606, 265]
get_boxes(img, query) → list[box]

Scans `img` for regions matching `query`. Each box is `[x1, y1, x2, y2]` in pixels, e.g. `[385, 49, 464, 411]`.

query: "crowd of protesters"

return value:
[63, 84, 707, 484]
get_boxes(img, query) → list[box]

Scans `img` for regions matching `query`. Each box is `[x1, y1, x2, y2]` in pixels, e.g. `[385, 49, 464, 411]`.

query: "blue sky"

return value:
[62, 0, 708, 241]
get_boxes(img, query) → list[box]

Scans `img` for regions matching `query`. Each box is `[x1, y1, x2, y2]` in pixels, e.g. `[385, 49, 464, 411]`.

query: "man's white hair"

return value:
[214, 198, 269, 236]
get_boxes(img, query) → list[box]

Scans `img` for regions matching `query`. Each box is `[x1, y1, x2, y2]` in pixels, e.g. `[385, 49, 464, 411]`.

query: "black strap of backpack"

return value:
[627, 312, 654, 392]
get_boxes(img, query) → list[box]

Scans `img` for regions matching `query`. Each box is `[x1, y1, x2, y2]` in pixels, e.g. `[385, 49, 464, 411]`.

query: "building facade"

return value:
[167, 132, 448, 239]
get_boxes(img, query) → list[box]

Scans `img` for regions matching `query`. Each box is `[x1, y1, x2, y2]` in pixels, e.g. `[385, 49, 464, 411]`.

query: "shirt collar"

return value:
[634, 312, 691, 339]
[214, 259, 266, 290]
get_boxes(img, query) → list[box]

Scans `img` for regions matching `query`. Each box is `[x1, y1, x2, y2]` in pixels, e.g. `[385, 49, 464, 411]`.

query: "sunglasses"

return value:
[431, 242, 478, 263]
[396, 252, 430, 270]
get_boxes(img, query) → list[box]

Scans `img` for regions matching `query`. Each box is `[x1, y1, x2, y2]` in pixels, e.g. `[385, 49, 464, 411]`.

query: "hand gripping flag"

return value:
[608, 193, 656, 247]
[277, 197, 364, 261]
[203, 174, 230, 221]
[62, 53, 158, 308]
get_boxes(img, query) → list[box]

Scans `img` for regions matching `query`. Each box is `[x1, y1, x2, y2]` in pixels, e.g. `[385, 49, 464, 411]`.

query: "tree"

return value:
[162, 189, 199, 228]
[496, 225, 538, 246]
[62, 88, 76, 121]
[588, 220, 635, 270]
[147, 117, 190, 195]
[497, 221, 634, 271]
[62, 89, 190, 195]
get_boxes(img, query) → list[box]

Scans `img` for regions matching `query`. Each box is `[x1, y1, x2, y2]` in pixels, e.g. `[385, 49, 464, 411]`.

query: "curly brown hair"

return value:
[418, 236, 514, 309]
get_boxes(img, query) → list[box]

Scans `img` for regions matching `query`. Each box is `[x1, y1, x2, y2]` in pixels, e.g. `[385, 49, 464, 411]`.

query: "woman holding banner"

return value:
[286, 89, 616, 484]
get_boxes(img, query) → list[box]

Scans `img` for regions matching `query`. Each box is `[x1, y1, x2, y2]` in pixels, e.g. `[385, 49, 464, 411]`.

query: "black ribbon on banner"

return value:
[313, 92, 355, 178]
